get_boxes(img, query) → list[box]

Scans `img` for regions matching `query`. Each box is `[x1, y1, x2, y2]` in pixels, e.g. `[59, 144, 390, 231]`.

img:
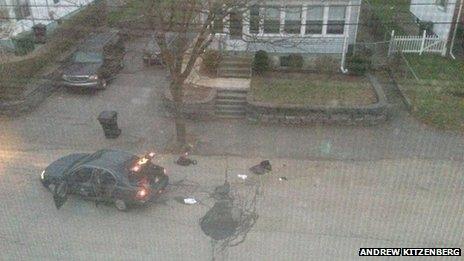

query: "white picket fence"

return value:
[388, 30, 447, 56]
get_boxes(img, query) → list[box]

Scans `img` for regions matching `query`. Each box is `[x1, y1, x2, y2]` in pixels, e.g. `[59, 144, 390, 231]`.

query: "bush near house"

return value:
[12, 33, 35, 56]
[288, 54, 303, 70]
[253, 50, 270, 75]
[202, 49, 222, 76]
[347, 54, 372, 75]
[314, 55, 340, 74]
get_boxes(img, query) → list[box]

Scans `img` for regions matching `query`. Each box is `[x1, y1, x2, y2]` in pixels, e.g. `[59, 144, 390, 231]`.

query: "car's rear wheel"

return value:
[114, 199, 127, 211]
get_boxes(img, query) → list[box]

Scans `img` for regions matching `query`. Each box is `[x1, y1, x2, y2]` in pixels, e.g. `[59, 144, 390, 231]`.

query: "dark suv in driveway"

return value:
[61, 31, 125, 89]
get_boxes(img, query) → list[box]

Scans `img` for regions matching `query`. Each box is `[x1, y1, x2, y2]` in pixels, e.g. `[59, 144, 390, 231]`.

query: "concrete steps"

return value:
[215, 89, 248, 118]
[218, 55, 252, 79]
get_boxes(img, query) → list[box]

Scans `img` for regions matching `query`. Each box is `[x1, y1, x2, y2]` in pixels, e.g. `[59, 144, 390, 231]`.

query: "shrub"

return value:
[13, 33, 35, 56]
[347, 54, 372, 76]
[314, 55, 339, 74]
[288, 54, 303, 70]
[419, 21, 434, 36]
[253, 50, 269, 75]
[202, 50, 222, 75]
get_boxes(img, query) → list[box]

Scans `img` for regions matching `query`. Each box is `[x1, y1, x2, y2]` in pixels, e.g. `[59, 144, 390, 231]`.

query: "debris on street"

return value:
[200, 200, 241, 241]
[249, 160, 272, 175]
[174, 196, 198, 205]
[237, 174, 248, 180]
[183, 198, 197, 205]
[212, 182, 231, 200]
[176, 152, 197, 166]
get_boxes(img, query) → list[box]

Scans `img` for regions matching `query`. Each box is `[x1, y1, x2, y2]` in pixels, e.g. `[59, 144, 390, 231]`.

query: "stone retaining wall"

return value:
[0, 80, 55, 116]
[246, 74, 390, 125]
[163, 88, 217, 119]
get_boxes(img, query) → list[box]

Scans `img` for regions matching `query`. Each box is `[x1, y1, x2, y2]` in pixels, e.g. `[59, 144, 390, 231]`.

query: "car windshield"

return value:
[73, 51, 102, 63]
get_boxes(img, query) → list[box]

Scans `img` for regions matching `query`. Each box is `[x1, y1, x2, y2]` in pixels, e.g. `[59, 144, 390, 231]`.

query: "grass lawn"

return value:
[250, 73, 377, 106]
[399, 55, 464, 131]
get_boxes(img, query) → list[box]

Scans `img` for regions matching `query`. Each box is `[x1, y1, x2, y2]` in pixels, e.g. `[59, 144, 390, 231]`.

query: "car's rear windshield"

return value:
[73, 51, 103, 63]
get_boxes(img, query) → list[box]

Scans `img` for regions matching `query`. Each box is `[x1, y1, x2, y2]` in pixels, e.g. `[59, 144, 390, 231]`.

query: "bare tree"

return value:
[135, 0, 249, 147]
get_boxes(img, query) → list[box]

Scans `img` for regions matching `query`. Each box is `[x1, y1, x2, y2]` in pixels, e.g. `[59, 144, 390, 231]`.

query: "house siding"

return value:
[0, 0, 94, 39]
[410, 0, 457, 39]
[216, 0, 361, 55]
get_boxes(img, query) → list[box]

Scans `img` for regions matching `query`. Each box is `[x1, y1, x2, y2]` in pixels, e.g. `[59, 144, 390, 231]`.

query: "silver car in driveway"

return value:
[61, 31, 125, 90]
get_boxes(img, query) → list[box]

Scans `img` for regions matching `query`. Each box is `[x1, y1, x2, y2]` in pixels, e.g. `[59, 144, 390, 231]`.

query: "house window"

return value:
[306, 6, 323, 34]
[264, 6, 280, 34]
[249, 5, 260, 34]
[284, 6, 302, 34]
[212, 5, 224, 33]
[436, 0, 447, 10]
[212, 15, 224, 33]
[327, 6, 346, 35]
[14, 0, 31, 20]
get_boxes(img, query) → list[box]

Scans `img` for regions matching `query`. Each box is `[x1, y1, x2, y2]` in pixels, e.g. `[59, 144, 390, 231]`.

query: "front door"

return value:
[92, 170, 117, 202]
[53, 181, 68, 209]
[68, 167, 96, 198]
[229, 12, 243, 39]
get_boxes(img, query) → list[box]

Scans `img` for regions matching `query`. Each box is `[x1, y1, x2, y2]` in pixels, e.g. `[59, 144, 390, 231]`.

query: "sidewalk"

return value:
[186, 57, 250, 91]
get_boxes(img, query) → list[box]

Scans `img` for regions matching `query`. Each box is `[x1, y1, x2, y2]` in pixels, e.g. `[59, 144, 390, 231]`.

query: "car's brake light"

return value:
[136, 188, 149, 199]
[131, 151, 156, 173]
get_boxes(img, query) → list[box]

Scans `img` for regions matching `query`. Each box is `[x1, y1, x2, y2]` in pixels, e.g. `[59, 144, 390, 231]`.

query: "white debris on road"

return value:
[183, 198, 197, 205]
[237, 174, 248, 180]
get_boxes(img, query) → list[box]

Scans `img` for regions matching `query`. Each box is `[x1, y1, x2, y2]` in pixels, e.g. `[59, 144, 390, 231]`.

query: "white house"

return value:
[0, 0, 93, 40]
[410, 0, 462, 40]
[210, 0, 362, 69]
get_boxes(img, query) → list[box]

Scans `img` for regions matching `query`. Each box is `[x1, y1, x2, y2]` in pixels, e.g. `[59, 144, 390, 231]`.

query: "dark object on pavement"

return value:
[40, 149, 168, 211]
[176, 154, 197, 166]
[249, 160, 272, 175]
[200, 200, 240, 240]
[98, 111, 121, 139]
[212, 182, 231, 200]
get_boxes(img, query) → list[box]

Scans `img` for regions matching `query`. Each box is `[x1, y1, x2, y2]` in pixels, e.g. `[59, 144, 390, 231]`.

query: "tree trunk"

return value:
[170, 81, 186, 146]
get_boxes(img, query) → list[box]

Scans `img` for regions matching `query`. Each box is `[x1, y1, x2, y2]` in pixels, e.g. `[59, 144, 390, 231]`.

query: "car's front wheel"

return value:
[114, 199, 127, 211]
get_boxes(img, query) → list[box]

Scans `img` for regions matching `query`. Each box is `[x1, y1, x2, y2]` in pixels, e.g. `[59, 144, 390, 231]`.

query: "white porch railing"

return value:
[388, 30, 447, 56]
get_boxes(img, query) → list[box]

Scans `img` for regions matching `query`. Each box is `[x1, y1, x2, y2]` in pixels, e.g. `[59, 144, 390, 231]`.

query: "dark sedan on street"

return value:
[40, 149, 168, 211]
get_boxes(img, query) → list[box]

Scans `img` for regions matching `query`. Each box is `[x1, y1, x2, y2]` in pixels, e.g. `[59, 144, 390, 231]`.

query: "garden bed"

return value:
[247, 73, 388, 125]
[250, 72, 377, 107]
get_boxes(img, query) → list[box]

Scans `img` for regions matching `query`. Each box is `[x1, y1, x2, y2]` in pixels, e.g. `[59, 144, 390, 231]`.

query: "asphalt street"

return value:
[0, 150, 462, 260]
